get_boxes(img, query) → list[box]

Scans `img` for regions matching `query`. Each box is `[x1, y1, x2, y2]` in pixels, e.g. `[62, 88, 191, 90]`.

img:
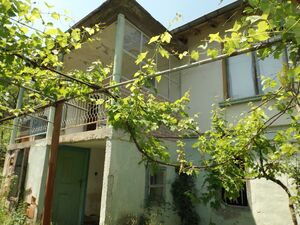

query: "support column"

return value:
[42, 101, 64, 225]
[112, 13, 125, 83]
[46, 106, 55, 139]
[42, 54, 64, 225]
[36, 105, 55, 221]
[9, 87, 25, 144]
[100, 13, 125, 225]
[99, 139, 113, 225]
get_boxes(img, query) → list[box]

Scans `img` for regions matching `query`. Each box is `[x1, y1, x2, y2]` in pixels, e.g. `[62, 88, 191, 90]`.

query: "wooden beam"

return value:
[42, 101, 64, 225]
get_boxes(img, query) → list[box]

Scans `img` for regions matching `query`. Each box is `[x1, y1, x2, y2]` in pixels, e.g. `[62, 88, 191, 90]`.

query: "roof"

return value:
[171, 0, 244, 35]
[71, 0, 186, 52]
[71, 0, 244, 52]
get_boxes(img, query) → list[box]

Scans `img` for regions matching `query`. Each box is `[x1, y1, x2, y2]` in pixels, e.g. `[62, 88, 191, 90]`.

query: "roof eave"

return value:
[171, 0, 244, 35]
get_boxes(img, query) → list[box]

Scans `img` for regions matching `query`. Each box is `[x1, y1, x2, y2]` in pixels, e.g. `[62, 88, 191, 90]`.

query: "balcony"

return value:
[14, 72, 180, 143]
[15, 93, 109, 143]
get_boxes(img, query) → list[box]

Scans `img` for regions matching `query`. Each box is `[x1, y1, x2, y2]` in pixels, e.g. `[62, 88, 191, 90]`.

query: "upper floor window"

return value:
[122, 21, 153, 80]
[227, 50, 287, 99]
[122, 21, 181, 101]
[124, 22, 143, 57]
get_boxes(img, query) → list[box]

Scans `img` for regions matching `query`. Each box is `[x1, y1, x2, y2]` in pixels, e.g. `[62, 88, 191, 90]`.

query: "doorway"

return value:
[52, 146, 90, 225]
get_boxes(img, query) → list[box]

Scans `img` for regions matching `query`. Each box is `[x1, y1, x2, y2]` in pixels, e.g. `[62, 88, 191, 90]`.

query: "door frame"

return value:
[53, 145, 90, 225]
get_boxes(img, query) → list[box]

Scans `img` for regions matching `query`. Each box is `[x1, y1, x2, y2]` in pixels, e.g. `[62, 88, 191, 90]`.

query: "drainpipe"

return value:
[9, 87, 25, 144]
[100, 13, 125, 225]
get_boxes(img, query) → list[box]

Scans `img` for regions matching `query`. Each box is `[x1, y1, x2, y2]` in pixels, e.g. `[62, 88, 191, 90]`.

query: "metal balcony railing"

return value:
[14, 74, 180, 142]
[16, 108, 50, 142]
[60, 93, 108, 132]
[15, 93, 109, 142]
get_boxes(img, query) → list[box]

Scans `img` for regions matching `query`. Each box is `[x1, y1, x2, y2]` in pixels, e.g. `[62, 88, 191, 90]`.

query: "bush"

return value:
[171, 172, 199, 225]
[0, 170, 28, 225]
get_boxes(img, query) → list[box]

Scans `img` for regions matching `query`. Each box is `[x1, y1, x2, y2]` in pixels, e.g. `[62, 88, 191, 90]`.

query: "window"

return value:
[122, 21, 150, 79]
[146, 167, 166, 204]
[122, 21, 181, 101]
[227, 50, 287, 99]
[156, 55, 181, 101]
[222, 183, 248, 207]
[124, 22, 142, 57]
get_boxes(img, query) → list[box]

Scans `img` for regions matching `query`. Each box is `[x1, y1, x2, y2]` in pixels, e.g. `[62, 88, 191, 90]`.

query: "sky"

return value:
[34, 0, 237, 31]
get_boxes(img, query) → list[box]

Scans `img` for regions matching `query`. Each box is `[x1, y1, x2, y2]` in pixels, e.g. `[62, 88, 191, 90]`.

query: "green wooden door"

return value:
[52, 146, 89, 225]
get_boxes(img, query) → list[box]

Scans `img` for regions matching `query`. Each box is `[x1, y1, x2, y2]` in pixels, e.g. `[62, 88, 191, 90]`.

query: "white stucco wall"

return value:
[24, 140, 49, 220]
[101, 134, 180, 225]
[175, 8, 296, 222]
[85, 147, 105, 217]
[178, 56, 295, 224]
[181, 61, 223, 131]
[183, 139, 296, 225]
[25, 140, 47, 203]
[106, 137, 146, 224]
[249, 178, 293, 225]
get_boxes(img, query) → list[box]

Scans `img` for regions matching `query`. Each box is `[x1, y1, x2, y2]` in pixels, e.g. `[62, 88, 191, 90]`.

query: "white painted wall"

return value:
[176, 10, 295, 225]
[183, 139, 296, 225]
[181, 61, 223, 131]
[64, 22, 116, 72]
[102, 134, 179, 225]
[24, 140, 47, 203]
[24, 140, 49, 220]
[249, 178, 293, 225]
[85, 147, 105, 217]
[105, 137, 146, 224]
[178, 62, 294, 224]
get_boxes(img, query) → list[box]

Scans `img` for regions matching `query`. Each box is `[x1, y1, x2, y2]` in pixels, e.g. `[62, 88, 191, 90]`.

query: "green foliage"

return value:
[171, 171, 199, 225]
[117, 209, 166, 225]
[140, 206, 170, 225]
[0, 177, 27, 225]
[0, 0, 105, 118]
[0, 126, 10, 165]
[0, 0, 299, 224]
[2, 204, 28, 225]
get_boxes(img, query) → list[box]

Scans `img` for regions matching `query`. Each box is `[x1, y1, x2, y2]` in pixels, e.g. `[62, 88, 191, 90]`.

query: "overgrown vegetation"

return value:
[0, 200, 28, 225]
[171, 171, 199, 225]
[0, 0, 299, 224]
[0, 126, 10, 166]
[0, 171, 27, 225]
[117, 209, 164, 225]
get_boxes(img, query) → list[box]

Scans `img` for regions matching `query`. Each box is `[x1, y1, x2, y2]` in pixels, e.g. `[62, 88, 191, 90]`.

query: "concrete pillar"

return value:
[100, 13, 125, 225]
[99, 139, 113, 225]
[46, 106, 55, 139]
[112, 13, 125, 83]
[9, 87, 25, 144]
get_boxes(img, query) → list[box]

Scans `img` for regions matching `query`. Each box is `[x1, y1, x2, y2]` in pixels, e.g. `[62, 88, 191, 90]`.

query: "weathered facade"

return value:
[2, 0, 296, 225]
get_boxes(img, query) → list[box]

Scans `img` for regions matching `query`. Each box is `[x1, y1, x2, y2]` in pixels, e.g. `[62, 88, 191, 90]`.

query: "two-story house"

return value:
[2, 0, 295, 225]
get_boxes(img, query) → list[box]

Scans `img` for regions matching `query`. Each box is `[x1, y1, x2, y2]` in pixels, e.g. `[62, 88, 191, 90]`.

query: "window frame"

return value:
[145, 166, 166, 205]
[225, 48, 288, 100]
[122, 20, 181, 101]
[222, 182, 249, 207]
[123, 20, 158, 87]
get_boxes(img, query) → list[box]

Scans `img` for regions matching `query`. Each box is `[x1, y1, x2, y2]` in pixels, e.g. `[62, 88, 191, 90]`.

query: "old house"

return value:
[2, 0, 295, 225]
